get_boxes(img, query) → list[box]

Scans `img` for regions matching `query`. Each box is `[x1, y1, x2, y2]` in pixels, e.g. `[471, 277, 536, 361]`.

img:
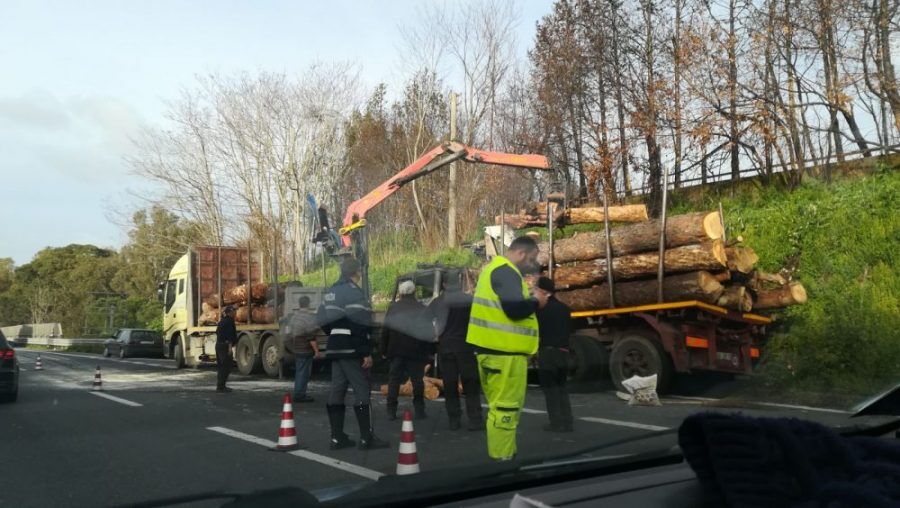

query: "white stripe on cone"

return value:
[275, 394, 299, 450]
[397, 463, 420, 475]
[398, 441, 417, 454]
[401, 420, 414, 432]
[396, 410, 420, 475]
[92, 367, 102, 391]
[35, 356, 43, 370]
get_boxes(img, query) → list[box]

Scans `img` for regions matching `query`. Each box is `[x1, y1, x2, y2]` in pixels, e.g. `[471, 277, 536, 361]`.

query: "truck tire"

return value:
[567, 334, 605, 382]
[173, 337, 186, 369]
[609, 331, 673, 394]
[260, 335, 283, 378]
[235, 335, 261, 375]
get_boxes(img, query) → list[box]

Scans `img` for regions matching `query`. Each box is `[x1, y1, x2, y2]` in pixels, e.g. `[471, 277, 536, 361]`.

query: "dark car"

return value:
[104, 329, 164, 359]
[0, 331, 19, 403]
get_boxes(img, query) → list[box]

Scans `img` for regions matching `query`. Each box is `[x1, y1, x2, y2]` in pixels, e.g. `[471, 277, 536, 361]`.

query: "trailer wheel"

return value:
[173, 337, 186, 369]
[235, 335, 261, 375]
[609, 331, 673, 393]
[568, 335, 606, 382]
[260, 335, 284, 378]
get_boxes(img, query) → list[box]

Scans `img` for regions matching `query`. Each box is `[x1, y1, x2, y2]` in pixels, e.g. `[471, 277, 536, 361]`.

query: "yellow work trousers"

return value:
[476, 353, 528, 460]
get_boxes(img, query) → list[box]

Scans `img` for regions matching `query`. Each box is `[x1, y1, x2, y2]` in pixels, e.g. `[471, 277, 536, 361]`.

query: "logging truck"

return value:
[158, 246, 325, 376]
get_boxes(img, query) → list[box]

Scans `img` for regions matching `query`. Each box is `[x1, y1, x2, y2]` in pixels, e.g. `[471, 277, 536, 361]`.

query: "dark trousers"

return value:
[539, 347, 573, 428]
[328, 358, 371, 406]
[215, 343, 232, 389]
[386, 357, 426, 407]
[440, 351, 482, 422]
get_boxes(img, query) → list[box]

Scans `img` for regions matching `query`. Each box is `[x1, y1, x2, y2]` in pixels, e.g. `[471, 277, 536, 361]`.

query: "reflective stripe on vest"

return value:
[466, 256, 539, 354]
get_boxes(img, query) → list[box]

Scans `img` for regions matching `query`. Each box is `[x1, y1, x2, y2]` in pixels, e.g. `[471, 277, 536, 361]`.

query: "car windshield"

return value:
[1, 1, 898, 507]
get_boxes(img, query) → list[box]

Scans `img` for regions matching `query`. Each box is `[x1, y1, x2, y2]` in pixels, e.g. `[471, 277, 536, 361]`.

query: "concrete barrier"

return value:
[10, 337, 106, 348]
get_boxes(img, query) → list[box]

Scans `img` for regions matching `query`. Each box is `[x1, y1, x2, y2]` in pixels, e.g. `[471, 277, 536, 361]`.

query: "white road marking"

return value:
[666, 395, 850, 414]
[89, 391, 143, 407]
[579, 417, 669, 432]
[207, 426, 385, 481]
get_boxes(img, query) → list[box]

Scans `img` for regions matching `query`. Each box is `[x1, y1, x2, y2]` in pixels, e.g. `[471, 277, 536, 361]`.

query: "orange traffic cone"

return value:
[396, 409, 420, 475]
[92, 366, 102, 391]
[34, 355, 44, 371]
[273, 393, 300, 451]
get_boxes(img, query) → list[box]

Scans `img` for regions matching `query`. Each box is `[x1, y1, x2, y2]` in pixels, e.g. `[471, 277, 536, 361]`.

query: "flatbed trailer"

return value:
[566, 300, 773, 391]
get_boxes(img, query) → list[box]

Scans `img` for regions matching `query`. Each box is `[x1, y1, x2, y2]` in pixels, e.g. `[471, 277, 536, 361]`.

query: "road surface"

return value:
[1, 349, 875, 507]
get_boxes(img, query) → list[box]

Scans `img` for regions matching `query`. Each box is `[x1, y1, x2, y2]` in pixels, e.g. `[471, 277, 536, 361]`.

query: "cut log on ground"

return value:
[712, 271, 732, 282]
[565, 204, 649, 224]
[552, 242, 728, 289]
[717, 285, 753, 311]
[538, 211, 724, 265]
[756, 271, 788, 287]
[555, 271, 724, 311]
[234, 305, 276, 324]
[754, 282, 808, 309]
[725, 246, 759, 274]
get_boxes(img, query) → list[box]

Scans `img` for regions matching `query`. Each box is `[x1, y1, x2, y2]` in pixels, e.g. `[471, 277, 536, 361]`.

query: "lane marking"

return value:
[667, 395, 850, 414]
[579, 417, 669, 432]
[89, 391, 143, 407]
[207, 426, 385, 481]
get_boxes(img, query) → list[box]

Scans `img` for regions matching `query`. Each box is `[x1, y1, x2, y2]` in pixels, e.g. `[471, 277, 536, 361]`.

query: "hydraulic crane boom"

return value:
[338, 141, 552, 245]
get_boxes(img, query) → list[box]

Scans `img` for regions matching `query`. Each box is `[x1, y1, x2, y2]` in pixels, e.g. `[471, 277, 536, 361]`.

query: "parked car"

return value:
[104, 329, 164, 359]
[0, 331, 19, 403]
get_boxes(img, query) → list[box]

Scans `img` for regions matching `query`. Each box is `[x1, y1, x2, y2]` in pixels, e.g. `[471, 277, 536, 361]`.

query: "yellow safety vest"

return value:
[466, 256, 539, 354]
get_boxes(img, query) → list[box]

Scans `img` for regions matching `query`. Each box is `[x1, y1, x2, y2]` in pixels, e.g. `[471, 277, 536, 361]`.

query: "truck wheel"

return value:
[260, 335, 283, 378]
[568, 335, 605, 382]
[235, 335, 261, 375]
[609, 331, 673, 394]
[173, 338, 186, 369]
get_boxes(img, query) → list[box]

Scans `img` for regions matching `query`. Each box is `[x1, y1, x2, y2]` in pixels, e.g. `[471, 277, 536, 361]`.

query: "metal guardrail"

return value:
[10, 337, 106, 347]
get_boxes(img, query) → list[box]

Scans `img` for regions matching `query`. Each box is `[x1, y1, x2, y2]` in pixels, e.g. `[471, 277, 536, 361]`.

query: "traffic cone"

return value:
[92, 366, 102, 391]
[396, 410, 420, 475]
[273, 393, 300, 451]
[34, 355, 44, 371]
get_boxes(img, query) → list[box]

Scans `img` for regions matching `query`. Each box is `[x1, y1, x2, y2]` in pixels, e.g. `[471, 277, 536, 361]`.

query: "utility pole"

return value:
[448, 91, 458, 248]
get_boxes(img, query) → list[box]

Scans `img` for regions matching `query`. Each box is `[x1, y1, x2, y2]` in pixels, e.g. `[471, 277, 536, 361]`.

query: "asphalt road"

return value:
[1, 349, 883, 507]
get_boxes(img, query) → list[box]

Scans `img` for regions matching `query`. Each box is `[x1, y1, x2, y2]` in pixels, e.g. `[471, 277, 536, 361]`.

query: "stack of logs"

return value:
[199, 283, 279, 325]
[511, 203, 807, 313]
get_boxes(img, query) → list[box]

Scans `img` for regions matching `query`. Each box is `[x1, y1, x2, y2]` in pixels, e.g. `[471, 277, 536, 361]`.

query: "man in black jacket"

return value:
[429, 279, 483, 431]
[215, 305, 238, 393]
[317, 258, 389, 450]
[534, 277, 574, 432]
[382, 280, 434, 420]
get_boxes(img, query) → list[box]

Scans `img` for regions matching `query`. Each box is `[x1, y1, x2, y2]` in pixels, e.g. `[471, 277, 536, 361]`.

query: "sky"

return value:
[0, 0, 552, 265]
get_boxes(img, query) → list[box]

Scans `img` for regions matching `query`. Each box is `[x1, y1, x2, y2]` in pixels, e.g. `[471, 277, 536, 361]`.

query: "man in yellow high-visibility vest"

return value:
[467, 236, 547, 460]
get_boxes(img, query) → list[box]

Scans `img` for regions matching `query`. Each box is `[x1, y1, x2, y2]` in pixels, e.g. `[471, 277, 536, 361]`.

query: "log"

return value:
[717, 285, 752, 311]
[223, 283, 270, 306]
[552, 242, 728, 289]
[234, 305, 277, 324]
[712, 271, 732, 283]
[201, 301, 216, 314]
[555, 271, 724, 311]
[565, 204, 649, 224]
[198, 309, 220, 326]
[538, 211, 724, 265]
[756, 271, 788, 287]
[725, 246, 759, 274]
[754, 282, 807, 310]
[203, 294, 222, 309]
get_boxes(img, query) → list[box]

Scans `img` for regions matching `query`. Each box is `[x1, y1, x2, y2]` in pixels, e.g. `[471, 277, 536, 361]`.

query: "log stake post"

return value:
[547, 200, 554, 280]
[216, 246, 222, 323]
[657, 165, 671, 303]
[602, 189, 615, 308]
[500, 211, 506, 256]
[247, 246, 253, 324]
[718, 201, 727, 244]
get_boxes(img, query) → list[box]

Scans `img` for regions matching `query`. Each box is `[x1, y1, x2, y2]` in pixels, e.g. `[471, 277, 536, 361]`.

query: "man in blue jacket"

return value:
[317, 257, 389, 450]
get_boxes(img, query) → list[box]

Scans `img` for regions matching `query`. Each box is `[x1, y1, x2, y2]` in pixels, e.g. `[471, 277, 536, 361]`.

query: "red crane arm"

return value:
[339, 142, 551, 245]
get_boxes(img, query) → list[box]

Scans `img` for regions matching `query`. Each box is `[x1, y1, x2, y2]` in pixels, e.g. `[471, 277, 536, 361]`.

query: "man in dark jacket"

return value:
[534, 277, 574, 432]
[215, 305, 238, 393]
[429, 279, 482, 431]
[382, 280, 434, 420]
[283, 296, 321, 403]
[317, 258, 389, 450]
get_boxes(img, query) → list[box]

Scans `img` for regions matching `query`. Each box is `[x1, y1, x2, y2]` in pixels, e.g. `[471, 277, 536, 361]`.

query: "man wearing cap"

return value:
[382, 280, 434, 420]
[467, 236, 547, 461]
[317, 257, 389, 450]
[534, 277, 574, 432]
[215, 305, 238, 393]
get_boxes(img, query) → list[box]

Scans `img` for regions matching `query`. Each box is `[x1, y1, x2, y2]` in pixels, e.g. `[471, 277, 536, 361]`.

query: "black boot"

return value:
[413, 395, 427, 420]
[354, 404, 389, 450]
[326, 404, 356, 450]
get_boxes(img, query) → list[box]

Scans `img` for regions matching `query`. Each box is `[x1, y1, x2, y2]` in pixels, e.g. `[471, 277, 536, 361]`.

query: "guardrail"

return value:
[10, 337, 107, 347]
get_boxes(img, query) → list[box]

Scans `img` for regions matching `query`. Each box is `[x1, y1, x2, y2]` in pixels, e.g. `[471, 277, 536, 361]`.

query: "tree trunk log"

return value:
[223, 283, 270, 306]
[235, 305, 277, 324]
[756, 271, 787, 287]
[199, 309, 220, 326]
[725, 246, 759, 274]
[712, 271, 732, 282]
[754, 282, 808, 309]
[538, 211, 724, 265]
[564, 204, 649, 224]
[555, 271, 724, 311]
[552, 242, 727, 289]
[203, 294, 221, 309]
[717, 285, 752, 311]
